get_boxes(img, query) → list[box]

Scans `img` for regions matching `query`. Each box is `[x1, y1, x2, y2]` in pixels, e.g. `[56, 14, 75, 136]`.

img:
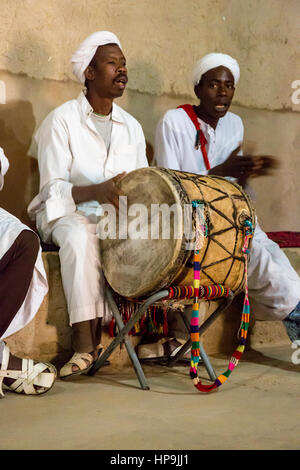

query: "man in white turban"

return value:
[152, 52, 300, 354]
[71, 31, 122, 84]
[28, 31, 148, 378]
[192, 52, 240, 87]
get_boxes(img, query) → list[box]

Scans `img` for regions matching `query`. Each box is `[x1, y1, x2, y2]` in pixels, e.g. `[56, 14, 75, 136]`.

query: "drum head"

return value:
[99, 168, 187, 298]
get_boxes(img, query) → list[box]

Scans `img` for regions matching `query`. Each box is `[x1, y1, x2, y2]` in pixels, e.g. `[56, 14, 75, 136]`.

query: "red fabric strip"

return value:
[177, 104, 211, 170]
[266, 231, 300, 248]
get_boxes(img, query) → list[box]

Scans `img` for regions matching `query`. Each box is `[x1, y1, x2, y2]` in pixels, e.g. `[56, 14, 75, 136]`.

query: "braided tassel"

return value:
[192, 217, 253, 393]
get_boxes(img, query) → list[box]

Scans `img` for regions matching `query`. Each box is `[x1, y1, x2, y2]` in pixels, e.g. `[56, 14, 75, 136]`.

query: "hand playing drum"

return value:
[210, 145, 279, 187]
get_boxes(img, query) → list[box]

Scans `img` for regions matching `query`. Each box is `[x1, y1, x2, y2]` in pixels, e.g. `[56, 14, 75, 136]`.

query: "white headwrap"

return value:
[192, 53, 240, 86]
[71, 31, 122, 84]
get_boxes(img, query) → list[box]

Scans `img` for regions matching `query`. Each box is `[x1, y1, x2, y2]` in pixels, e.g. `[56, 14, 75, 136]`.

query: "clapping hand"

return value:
[210, 143, 279, 187]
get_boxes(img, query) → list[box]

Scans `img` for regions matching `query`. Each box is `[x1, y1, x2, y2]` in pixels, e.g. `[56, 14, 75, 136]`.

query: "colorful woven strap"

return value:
[190, 205, 254, 393]
[166, 285, 230, 300]
[177, 104, 210, 170]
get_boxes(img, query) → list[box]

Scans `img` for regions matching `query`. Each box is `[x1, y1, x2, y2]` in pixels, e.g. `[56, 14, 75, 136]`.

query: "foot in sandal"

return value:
[0, 344, 57, 397]
[138, 337, 190, 361]
[59, 348, 102, 379]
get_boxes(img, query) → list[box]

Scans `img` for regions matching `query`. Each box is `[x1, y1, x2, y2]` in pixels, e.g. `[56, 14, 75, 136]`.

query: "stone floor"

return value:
[1, 343, 300, 450]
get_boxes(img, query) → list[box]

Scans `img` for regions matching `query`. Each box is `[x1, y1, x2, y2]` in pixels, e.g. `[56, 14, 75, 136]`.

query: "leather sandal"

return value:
[59, 352, 94, 379]
[0, 344, 57, 397]
[138, 337, 190, 361]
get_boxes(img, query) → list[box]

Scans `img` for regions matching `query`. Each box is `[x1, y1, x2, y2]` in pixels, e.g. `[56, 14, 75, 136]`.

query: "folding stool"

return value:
[88, 283, 234, 390]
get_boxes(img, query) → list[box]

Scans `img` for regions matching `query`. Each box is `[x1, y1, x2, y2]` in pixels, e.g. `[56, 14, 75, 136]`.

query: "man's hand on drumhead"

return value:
[95, 172, 126, 209]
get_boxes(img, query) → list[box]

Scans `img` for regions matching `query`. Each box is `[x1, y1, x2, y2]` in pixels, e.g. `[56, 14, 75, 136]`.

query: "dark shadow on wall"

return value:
[0, 33, 64, 228]
[145, 141, 154, 166]
[0, 99, 37, 228]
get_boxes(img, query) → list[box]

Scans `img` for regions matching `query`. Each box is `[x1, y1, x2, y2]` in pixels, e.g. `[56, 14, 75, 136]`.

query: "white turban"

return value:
[192, 53, 240, 86]
[71, 31, 122, 84]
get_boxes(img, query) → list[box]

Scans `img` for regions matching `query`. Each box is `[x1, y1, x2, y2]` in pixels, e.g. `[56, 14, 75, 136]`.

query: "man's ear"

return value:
[84, 65, 95, 82]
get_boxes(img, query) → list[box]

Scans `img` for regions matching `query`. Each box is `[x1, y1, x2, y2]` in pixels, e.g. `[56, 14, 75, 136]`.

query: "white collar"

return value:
[77, 91, 124, 124]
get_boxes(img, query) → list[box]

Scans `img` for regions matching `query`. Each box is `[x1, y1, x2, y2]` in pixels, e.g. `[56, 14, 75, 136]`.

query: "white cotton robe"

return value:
[155, 108, 300, 321]
[0, 148, 48, 342]
[28, 92, 148, 325]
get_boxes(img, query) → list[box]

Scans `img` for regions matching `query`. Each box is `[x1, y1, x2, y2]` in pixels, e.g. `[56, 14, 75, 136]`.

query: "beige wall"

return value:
[0, 0, 299, 231]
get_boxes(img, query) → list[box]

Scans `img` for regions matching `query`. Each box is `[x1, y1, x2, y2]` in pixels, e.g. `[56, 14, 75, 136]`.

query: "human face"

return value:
[194, 66, 235, 125]
[85, 44, 128, 99]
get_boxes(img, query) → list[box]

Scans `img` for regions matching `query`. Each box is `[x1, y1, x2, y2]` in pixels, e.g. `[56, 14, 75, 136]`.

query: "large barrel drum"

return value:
[99, 168, 255, 299]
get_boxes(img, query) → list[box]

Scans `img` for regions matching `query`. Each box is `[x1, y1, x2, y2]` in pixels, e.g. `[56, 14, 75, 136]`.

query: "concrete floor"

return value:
[1, 344, 300, 450]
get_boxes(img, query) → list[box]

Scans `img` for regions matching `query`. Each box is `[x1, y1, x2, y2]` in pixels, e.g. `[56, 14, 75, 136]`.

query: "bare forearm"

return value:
[72, 173, 126, 208]
[208, 164, 224, 176]
[72, 184, 98, 204]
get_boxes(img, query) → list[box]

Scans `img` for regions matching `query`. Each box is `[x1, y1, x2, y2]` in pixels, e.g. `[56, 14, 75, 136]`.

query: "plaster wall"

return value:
[0, 0, 299, 231]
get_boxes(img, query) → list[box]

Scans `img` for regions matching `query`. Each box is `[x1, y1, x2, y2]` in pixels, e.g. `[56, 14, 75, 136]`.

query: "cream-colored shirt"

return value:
[90, 112, 113, 152]
[28, 92, 148, 241]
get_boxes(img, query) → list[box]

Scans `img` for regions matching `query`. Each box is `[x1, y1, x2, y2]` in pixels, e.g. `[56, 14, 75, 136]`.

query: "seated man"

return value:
[154, 52, 300, 344]
[28, 31, 148, 378]
[0, 147, 56, 397]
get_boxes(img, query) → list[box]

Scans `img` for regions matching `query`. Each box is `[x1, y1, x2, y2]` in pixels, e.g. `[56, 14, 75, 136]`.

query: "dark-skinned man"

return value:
[28, 31, 148, 378]
[154, 52, 300, 351]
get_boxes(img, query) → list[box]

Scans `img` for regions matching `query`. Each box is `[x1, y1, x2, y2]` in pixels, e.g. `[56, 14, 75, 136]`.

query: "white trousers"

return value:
[247, 223, 300, 321]
[51, 212, 109, 325]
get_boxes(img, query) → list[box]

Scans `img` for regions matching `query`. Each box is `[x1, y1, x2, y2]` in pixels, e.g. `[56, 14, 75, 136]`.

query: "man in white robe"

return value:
[0, 148, 56, 396]
[154, 53, 300, 344]
[28, 31, 148, 378]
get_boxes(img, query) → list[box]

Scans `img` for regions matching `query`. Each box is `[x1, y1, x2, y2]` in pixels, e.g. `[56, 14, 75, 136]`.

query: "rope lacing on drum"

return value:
[190, 201, 254, 393]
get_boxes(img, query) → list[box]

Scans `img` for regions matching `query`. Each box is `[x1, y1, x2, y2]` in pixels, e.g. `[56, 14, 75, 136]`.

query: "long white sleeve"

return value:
[28, 113, 76, 223]
[154, 117, 182, 170]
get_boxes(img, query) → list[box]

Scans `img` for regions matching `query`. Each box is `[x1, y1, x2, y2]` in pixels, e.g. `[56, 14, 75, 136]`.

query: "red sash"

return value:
[177, 104, 210, 171]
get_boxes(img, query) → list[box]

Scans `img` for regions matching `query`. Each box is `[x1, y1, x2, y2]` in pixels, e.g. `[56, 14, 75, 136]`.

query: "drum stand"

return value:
[88, 285, 234, 390]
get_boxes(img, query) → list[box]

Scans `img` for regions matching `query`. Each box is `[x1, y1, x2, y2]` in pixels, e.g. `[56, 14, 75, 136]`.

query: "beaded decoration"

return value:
[109, 296, 169, 337]
[190, 202, 254, 393]
[166, 285, 230, 301]
[110, 285, 231, 339]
